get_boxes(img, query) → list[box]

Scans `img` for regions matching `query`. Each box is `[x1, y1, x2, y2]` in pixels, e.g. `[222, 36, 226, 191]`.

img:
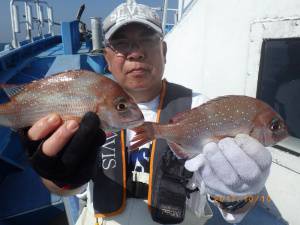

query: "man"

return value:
[22, 1, 273, 224]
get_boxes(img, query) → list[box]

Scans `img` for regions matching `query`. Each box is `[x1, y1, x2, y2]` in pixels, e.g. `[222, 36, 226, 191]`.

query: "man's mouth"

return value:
[128, 69, 147, 75]
[126, 66, 150, 76]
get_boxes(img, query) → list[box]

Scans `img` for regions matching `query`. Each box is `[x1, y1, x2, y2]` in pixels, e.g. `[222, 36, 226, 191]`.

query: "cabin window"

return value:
[257, 38, 300, 154]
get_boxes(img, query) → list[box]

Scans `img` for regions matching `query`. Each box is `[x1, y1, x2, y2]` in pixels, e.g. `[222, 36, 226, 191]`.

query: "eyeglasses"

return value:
[105, 34, 162, 55]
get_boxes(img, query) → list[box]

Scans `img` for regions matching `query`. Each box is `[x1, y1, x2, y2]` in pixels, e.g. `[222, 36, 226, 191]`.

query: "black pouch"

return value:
[151, 151, 193, 224]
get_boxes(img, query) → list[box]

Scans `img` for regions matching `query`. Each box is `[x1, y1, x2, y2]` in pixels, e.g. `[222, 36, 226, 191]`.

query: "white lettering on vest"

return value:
[102, 158, 117, 170]
[134, 158, 144, 172]
[101, 132, 118, 170]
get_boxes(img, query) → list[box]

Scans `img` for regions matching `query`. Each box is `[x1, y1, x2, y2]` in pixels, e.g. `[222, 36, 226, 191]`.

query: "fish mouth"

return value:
[272, 129, 289, 144]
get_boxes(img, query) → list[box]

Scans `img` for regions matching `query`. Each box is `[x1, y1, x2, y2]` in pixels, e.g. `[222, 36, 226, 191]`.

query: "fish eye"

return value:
[116, 102, 128, 111]
[269, 118, 281, 131]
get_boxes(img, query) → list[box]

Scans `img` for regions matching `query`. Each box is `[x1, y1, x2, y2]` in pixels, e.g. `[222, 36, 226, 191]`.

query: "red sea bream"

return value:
[130, 95, 288, 159]
[0, 70, 144, 130]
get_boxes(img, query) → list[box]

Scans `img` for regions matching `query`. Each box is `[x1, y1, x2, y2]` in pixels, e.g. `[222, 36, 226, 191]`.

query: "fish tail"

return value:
[129, 122, 158, 150]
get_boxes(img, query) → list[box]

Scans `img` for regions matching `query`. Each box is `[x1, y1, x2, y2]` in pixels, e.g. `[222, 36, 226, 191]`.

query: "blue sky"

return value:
[0, 0, 176, 43]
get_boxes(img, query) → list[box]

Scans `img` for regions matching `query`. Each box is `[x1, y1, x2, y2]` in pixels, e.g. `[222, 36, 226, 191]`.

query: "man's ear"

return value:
[162, 41, 167, 63]
[103, 49, 111, 72]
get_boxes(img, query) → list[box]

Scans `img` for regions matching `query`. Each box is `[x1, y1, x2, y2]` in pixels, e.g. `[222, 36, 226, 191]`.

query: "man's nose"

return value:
[127, 42, 145, 61]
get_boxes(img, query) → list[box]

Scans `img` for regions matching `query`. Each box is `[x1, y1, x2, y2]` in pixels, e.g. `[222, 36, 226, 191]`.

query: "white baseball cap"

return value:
[103, 0, 163, 41]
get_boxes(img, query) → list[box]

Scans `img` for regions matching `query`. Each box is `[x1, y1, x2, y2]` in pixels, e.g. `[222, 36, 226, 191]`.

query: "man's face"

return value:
[103, 23, 167, 95]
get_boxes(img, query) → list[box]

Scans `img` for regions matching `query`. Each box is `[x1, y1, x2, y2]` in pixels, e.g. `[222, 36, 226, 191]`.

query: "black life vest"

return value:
[92, 80, 194, 224]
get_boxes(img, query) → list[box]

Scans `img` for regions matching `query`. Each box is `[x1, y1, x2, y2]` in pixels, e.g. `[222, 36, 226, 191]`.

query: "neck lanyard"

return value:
[147, 79, 167, 208]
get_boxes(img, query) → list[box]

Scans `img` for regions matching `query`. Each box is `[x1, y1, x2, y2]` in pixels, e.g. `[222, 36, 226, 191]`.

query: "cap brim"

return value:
[104, 18, 163, 40]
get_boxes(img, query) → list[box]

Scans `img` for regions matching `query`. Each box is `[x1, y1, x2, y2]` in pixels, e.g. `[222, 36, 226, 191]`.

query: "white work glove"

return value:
[184, 134, 272, 198]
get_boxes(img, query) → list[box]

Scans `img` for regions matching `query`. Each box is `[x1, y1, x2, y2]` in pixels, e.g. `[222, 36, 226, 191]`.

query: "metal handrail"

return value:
[162, 0, 169, 33]
[155, 0, 196, 33]
[10, 0, 57, 48]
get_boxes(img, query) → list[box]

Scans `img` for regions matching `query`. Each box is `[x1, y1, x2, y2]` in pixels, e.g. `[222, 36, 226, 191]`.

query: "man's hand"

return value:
[19, 112, 106, 189]
[184, 134, 272, 198]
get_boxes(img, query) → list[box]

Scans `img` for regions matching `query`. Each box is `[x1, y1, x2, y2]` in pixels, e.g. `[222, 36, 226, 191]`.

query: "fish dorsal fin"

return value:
[169, 95, 239, 123]
[200, 95, 240, 108]
[169, 105, 203, 123]
[0, 84, 26, 99]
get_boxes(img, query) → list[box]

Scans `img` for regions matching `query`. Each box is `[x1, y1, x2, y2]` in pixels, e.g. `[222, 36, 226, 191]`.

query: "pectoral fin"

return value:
[129, 122, 156, 151]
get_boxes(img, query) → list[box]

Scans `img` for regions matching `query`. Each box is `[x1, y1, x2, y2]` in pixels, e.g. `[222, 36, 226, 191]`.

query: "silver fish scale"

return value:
[5, 72, 102, 128]
[15, 74, 97, 102]
[13, 94, 97, 127]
